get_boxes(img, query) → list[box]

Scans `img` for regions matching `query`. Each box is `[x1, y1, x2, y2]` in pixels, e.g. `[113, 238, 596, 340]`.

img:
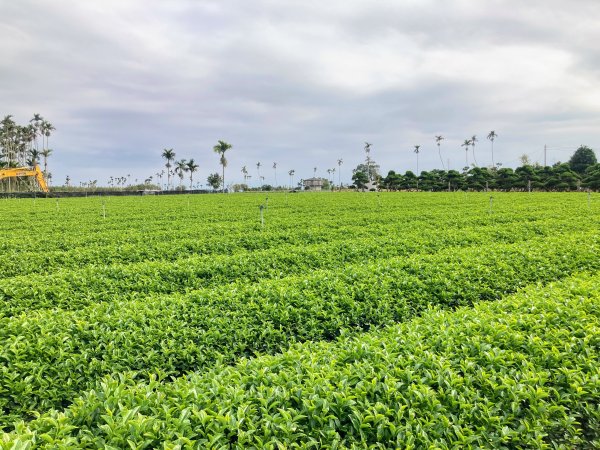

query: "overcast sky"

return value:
[1, 0, 599, 187]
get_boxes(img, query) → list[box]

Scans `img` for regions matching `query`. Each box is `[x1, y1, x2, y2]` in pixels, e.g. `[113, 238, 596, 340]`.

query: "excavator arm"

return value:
[0, 165, 49, 192]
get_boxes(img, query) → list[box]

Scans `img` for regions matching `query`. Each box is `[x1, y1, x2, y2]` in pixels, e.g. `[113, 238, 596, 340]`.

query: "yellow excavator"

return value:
[0, 165, 49, 193]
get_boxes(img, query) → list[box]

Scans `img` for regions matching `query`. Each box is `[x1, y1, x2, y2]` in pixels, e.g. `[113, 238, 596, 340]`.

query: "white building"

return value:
[303, 177, 324, 191]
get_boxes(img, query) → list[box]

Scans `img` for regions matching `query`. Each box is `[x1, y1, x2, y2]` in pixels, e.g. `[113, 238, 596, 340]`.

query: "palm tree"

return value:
[337, 158, 343, 189]
[23, 124, 36, 165]
[288, 169, 295, 188]
[327, 168, 332, 184]
[175, 159, 187, 188]
[487, 131, 498, 167]
[414, 145, 421, 176]
[29, 113, 43, 151]
[186, 159, 199, 189]
[241, 165, 248, 184]
[27, 149, 40, 167]
[461, 139, 471, 167]
[435, 135, 445, 170]
[313, 167, 317, 178]
[273, 162, 277, 187]
[41, 120, 55, 153]
[213, 140, 232, 193]
[364, 142, 372, 181]
[471, 135, 478, 166]
[256, 162, 261, 187]
[40, 148, 52, 179]
[161, 148, 175, 189]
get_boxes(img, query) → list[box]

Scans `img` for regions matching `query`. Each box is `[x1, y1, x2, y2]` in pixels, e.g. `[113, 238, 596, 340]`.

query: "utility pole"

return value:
[544, 144, 547, 167]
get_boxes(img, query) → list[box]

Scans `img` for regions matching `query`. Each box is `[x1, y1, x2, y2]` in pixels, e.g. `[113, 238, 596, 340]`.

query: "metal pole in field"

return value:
[489, 195, 493, 214]
[588, 191, 591, 209]
[102, 199, 106, 219]
[259, 204, 264, 229]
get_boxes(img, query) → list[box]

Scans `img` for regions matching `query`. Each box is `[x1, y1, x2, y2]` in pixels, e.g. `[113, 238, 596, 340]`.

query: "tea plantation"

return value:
[1, 192, 599, 448]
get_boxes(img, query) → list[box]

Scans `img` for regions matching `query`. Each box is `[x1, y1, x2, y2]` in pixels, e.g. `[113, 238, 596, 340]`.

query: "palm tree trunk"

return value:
[222, 164, 225, 193]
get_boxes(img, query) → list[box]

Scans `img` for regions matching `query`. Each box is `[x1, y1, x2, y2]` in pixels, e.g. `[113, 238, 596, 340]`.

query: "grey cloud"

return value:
[1, 0, 598, 185]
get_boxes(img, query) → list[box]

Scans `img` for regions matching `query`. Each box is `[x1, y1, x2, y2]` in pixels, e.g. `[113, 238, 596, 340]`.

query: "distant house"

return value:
[303, 177, 324, 191]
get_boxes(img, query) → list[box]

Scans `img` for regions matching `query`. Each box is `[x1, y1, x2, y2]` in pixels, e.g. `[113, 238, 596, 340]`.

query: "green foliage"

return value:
[0, 193, 598, 446]
[5, 272, 600, 448]
[351, 171, 368, 189]
[569, 145, 597, 174]
[206, 172, 222, 190]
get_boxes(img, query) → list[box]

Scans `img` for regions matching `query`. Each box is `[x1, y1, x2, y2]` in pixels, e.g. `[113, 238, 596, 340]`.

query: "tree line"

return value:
[0, 114, 55, 191]
[359, 146, 599, 192]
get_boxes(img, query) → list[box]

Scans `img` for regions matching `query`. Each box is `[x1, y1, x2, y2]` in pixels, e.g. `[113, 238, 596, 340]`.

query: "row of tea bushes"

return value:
[1, 232, 598, 427]
[5, 271, 599, 448]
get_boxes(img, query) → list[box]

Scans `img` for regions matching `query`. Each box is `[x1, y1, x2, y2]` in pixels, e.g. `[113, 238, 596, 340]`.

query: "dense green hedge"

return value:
[5, 272, 599, 448]
[0, 219, 568, 317]
[1, 192, 598, 436]
[1, 232, 598, 428]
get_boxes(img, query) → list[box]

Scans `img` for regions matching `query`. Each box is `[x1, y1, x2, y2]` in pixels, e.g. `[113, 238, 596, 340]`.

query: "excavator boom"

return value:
[0, 165, 49, 192]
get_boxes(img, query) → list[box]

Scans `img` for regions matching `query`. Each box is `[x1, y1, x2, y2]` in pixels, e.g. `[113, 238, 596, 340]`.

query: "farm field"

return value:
[1, 192, 599, 448]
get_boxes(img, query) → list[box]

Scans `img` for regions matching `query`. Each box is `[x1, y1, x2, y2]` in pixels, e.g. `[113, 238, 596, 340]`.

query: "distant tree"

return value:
[231, 183, 249, 192]
[30, 113, 43, 152]
[471, 135, 478, 166]
[569, 145, 597, 174]
[446, 170, 464, 191]
[487, 131, 497, 167]
[175, 159, 188, 188]
[519, 154, 531, 166]
[27, 148, 40, 167]
[461, 139, 471, 167]
[337, 158, 343, 188]
[515, 165, 538, 190]
[186, 159, 199, 189]
[213, 140, 232, 193]
[288, 169, 295, 188]
[161, 148, 176, 189]
[272, 162, 278, 187]
[353, 160, 380, 182]
[435, 135, 445, 170]
[40, 148, 52, 180]
[364, 142, 373, 180]
[352, 170, 369, 189]
[41, 119, 54, 144]
[382, 170, 403, 191]
[207, 172, 222, 191]
[402, 170, 418, 190]
[241, 166, 249, 184]
[496, 168, 518, 191]
[582, 163, 600, 190]
[413, 145, 421, 174]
